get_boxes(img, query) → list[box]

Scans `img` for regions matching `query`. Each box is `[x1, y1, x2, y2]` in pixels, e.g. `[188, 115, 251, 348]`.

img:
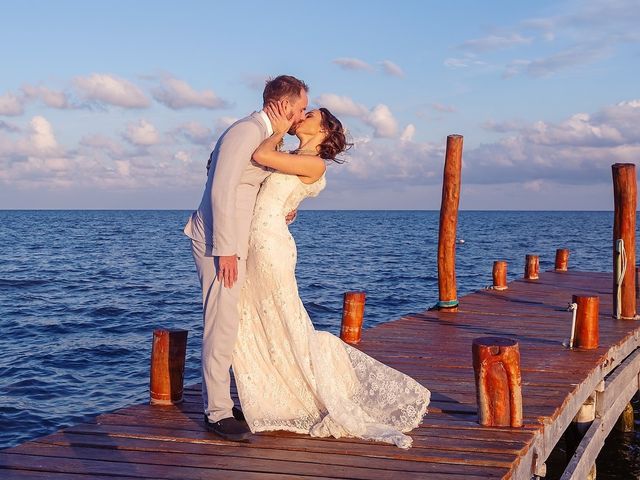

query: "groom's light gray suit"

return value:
[184, 111, 271, 422]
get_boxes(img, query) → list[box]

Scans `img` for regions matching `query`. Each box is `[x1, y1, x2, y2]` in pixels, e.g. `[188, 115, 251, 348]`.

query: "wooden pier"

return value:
[2, 269, 640, 479]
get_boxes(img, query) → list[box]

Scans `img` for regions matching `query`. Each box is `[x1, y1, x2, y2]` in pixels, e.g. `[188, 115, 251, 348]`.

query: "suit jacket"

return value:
[184, 112, 271, 259]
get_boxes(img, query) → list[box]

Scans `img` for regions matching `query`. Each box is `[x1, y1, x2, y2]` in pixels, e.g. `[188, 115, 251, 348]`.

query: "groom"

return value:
[184, 75, 309, 441]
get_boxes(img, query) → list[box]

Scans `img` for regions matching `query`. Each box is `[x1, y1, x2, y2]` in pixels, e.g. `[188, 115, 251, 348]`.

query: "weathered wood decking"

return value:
[2, 270, 640, 479]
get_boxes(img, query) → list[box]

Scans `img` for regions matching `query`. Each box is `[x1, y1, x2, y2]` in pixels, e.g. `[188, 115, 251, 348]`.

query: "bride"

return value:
[232, 102, 430, 449]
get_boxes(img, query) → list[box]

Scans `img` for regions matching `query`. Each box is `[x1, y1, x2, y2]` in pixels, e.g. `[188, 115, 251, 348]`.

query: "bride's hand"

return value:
[266, 100, 293, 135]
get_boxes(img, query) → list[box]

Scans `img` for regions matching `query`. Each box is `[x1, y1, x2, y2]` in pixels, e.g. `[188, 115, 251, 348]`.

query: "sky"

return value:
[0, 0, 639, 210]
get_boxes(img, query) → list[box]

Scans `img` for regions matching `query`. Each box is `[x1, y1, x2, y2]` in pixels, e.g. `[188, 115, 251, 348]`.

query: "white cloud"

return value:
[151, 76, 228, 109]
[444, 54, 487, 69]
[332, 57, 373, 72]
[174, 121, 212, 145]
[314, 94, 399, 138]
[73, 73, 149, 108]
[365, 104, 398, 138]
[0, 120, 20, 132]
[0, 92, 25, 116]
[400, 124, 415, 142]
[314, 93, 369, 117]
[29, 116, 58, 152]
[432, 103, 456, 113]
[123, 119, 160, 146]
[458, 33, 533, 53]
[22, 84, 75, 109]
[380, 60, 404, 77]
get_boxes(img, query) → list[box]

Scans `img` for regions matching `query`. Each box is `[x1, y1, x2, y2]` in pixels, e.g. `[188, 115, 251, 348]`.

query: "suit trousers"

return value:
[190, 239, 247, 422]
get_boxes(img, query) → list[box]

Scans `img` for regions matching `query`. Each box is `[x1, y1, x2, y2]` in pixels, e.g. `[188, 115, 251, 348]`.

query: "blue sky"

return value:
[0, 0, 638, 209]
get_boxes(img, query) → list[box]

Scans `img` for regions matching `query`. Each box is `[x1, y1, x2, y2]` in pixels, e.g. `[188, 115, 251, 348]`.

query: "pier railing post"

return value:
[524, 254, 539, 280]
[150, 328, 188, 405]
[571, 295, 599, 350]
[472, 337, 523, 428]
[340, 292, 366, 344]
[612, 163, 637, 319]
[492, 261, 508, 290]
[437, 134, 463, 312]
[555, 249, 570, 272]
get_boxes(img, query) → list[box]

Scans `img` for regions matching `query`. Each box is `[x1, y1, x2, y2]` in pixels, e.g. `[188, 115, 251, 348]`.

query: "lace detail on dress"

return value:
[232, 171, 430, 449]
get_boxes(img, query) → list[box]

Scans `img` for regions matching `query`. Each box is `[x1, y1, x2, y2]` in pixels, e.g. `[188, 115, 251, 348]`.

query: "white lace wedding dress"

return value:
[232, 170, 430, 449]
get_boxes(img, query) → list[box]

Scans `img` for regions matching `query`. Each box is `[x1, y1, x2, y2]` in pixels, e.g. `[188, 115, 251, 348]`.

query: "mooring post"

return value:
[612, 163, 637, 319]
[555, 248, 570, 272]
[472, 337, 523, 427]
[149, 328, 188, 405]
[524, 254, 539, 280]
[492, 261, 508, 290]
[437, 134, 463, 312]
[570, 295, 599, 350]
[340, 291, 366, 344]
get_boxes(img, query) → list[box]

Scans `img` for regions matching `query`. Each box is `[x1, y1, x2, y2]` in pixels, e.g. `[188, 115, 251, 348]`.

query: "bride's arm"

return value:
[253, 102, 325, 180]
[253, 133, 325, 179]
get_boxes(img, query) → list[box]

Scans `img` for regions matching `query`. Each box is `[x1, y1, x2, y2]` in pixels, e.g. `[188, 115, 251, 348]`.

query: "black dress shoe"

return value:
[203, 414, 251, 441]
[232, 406, 246, 423]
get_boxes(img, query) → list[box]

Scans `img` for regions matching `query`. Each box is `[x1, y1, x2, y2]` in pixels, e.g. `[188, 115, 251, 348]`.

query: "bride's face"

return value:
[295, 109, 324, 137]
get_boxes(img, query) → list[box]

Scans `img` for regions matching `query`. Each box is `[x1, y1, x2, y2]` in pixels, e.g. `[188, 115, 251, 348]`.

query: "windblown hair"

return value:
[318, 107, 351, 163]
[263, 75, 309, 105]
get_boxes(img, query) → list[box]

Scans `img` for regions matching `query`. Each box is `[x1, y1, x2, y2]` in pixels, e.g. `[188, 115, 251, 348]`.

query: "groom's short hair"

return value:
[263, 75, 309, 106]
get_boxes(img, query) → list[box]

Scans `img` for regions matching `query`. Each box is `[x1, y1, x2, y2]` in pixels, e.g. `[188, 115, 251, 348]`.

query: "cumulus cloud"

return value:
[332, 57, 373, 72]
[365, 104, 398, 138]
[314, 93, 369, 117]
[151, 76, 229, 109]
[123, 119, 160, 146]
[0, 91, 25, 116]
[380, 60, 404, 77]
[173, 121, 213, 145]
[29, 116, 58, 152]
[314, 94, 400, 138]
[73, 73, 150, 108]
[400, 124, 415, 142]
[22, 84, 76, 109]
[465, 98, 640, 185]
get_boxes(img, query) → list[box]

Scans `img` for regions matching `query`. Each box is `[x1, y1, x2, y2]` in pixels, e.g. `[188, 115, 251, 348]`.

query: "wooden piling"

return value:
[340, 292, 366, 344]
[472, 337, 523, 428]
[615, 402, 635, 433]
[437, 134, 463, 312]
[492, 261, 508, 290]
[571, 295, 599, 350]
[524, 254, 539, 280]
[149, 328, 188, 405]
[612, 163, 637, 319]
[555, 249, 570, 272]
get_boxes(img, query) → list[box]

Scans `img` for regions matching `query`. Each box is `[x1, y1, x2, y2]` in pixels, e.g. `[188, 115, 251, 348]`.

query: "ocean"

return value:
[0, 210, 637, 478]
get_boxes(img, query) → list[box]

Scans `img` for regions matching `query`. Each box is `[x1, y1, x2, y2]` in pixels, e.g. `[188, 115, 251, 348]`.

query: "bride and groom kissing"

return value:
[184, 75, 430, 449]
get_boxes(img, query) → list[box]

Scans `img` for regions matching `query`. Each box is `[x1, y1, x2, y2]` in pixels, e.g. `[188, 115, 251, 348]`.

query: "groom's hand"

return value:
[285, 209, 297, 225]
[218, 255, 238, 288]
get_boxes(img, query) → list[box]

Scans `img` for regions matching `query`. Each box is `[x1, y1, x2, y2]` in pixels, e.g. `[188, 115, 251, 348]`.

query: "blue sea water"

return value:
[0, 210, 636, 478]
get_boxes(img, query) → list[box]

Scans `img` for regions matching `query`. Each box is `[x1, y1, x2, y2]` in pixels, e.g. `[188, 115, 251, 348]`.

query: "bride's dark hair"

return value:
[318, 108, 351, 163]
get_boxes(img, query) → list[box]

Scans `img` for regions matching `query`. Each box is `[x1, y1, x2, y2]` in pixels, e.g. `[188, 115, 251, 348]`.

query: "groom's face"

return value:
[286, 89, 308, 135]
